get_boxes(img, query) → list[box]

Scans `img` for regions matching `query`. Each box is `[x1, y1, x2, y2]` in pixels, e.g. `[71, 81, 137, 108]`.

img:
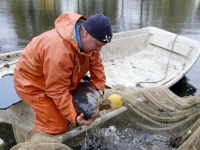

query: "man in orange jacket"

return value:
[14, 12, 112, 134]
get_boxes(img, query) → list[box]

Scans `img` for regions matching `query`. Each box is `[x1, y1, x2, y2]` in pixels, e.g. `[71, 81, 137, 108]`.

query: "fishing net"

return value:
[10, 85, 200, 149]
[103, 85, 200, 149]
[11, 124, 72, 150]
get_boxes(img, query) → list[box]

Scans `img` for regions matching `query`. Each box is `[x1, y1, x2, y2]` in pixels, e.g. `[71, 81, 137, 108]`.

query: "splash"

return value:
[77, 126, 175, 150]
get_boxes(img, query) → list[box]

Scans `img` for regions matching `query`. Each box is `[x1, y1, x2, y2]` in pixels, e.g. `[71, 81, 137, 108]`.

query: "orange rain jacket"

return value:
[14, 13, 106, 134]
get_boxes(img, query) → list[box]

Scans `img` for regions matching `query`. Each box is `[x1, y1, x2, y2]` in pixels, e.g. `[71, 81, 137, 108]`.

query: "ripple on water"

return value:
[72, 126, 175, 150]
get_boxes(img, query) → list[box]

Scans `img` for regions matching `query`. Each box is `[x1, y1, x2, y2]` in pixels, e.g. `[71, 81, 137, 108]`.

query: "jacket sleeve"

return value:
[42, 39, 78, 125]
[89, 51, 106, 91]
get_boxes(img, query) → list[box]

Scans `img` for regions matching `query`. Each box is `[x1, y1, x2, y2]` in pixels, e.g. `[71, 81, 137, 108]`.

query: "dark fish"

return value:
[71, 82, 111, 120]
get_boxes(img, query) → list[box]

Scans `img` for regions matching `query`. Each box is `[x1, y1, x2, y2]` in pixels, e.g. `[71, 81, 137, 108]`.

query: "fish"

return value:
[71, 81, 111, 120]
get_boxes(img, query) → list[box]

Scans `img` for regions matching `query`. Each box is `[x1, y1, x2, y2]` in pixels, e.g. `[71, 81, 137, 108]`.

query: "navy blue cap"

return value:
[83, 14, 112, 43]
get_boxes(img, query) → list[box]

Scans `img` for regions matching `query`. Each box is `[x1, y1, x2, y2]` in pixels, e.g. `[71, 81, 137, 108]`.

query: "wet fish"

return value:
[71, 82, 111, 120]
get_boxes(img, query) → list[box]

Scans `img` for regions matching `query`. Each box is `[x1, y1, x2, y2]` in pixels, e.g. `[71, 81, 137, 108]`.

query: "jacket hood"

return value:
[55, 12, 87, 42]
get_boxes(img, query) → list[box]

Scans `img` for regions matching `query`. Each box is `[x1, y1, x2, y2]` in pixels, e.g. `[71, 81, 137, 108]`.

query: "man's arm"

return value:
[89, 51, 106, 92]
[42, 39, 78, 126]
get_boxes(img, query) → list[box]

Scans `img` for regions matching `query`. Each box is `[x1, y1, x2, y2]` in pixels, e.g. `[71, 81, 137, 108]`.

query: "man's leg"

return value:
[14, 72, 68, 134]
[16, 91, 68, 134]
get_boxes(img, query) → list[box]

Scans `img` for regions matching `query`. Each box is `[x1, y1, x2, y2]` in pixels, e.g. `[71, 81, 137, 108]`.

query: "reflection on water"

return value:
[170, 76, 197, 97]
[1, 0, 200, 53]
[0, 74, 21, 109]
[1, 0, 200, 149]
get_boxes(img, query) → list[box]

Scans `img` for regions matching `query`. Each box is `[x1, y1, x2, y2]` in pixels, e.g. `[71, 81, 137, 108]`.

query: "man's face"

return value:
[82, 31, 106, 54]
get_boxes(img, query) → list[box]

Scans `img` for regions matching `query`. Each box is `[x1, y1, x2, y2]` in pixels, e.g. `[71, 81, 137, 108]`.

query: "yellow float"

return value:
[108, 94, 123, 110]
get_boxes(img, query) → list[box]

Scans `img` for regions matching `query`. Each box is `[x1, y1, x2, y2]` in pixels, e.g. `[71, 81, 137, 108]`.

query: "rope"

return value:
[137, 34, 179, 87]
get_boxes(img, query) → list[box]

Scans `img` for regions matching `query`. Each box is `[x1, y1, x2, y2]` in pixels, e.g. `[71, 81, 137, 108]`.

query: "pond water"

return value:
[66, 111, 177, 150]
[0, 0, 200, 149]
[0, 75, 20, 110]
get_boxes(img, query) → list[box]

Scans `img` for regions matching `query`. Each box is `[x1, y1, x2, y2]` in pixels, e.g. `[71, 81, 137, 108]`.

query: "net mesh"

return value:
[11, 124, 72, 150]
[103, 85, 200, 149]
[10, 85, 200, 149]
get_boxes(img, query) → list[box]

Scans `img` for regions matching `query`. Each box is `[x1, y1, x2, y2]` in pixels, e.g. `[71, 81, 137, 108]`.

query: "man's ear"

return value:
[83, 30, 89, 37]
[82, 26, 89, 37]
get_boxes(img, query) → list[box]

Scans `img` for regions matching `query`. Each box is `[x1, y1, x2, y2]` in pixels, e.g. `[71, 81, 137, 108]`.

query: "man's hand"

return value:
[76, 113, 98, 126]
[79, 79, 84, 82]
[98, 89, 104, 97]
